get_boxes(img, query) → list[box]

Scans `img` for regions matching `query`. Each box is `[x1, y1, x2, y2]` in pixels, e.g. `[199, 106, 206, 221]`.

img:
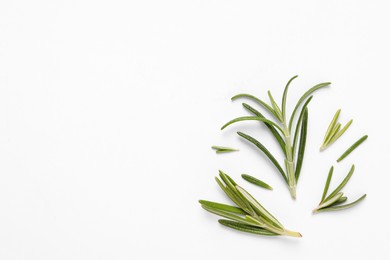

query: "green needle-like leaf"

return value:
[295, 108, 308, 181]
[241, 174, 273, 190]
[321, 166, 334, 202]
[323, 109, 341, 143]
[282, 75, 298, 119]
[315, 192, 344, 211]
[337, 135, 368, 162]
[215, 177, 246, 210]
[218, 172, 257, 215]
[320, 109, 353, 151]
[317, 194, 366, 212]
[325, 165, 355, 202]
[201, 205, 258, 226]
[199, 200, 246, 215]
[237, 131, 287, 182]
[292, 96, 313, 157]
[331, 196, 348, 206]
[211, 146, 239, 153]
[221, 116, 284, 133]
[289, 81, 331, 131]
[268, 91, 283, 121]
[327, 119, 353, 145]
[324, 123, 341, 146]
[242, 103, 286, 155]
[231, 93, 279, 120]
[218, 219, 279, 236]
[236, 185, 284, 229]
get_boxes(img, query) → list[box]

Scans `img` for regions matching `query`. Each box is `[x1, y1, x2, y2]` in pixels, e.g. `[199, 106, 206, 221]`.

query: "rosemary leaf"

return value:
[218, 219, 279, 236]
[325, 165, 355, 201]
[323, 109, 341, 143]
[201, 205, 257, 226]
[242, 103, 287, 155]
[221, 116, 284, 133]
[316, 194, 366, 212]
[331, 196, 348, 206]
[231, 93, 279, 120]
[295, 108, 308, 181]
[314, 192, 344, 212]
[215, 177, 247, 210]
[237, 131, 287, 182]
[324, 123, 341, 146]
[292, 96, 313, 157]
[236, 185, 284, 229]
[321, 166, 334, 202]
[199, 200, 246, 215]
[218, 172, 257, 215]
[337, 135, 368, 162]
[268, 91, 283, 121]
[211, 146, 239, 153]
[288, 81, 331, 131]
[281, 75, 298, 119]
[241, 174, 273, 190]
[327, 119, 353, 145]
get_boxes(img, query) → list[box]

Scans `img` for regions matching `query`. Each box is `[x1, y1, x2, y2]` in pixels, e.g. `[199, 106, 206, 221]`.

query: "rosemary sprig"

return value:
[320, 109, 353, 151]
[241, 174, 273, 190]
[222, 76, 330, 199]
[313, 165, 366, 213]
[199, 171, 301, 237]
[337, 135, 368, 162]
[211, 146, 239, 153]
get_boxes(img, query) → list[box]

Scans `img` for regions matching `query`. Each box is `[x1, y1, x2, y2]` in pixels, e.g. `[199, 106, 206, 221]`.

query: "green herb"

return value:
[199, 171, 301, 237]
[211, 146, 239, 153]
[320, 109, 353, 151]
[222, 76, 330, 199]
[241, 174, 273, 190]
[313, 165, 366, 213]
[337, 135, 368, 162]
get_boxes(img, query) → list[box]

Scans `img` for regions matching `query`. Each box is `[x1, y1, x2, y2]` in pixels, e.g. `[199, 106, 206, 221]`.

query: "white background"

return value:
[1, 1, 389, 259]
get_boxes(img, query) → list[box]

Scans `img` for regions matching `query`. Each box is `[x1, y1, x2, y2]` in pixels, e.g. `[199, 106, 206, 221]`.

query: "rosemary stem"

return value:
[283, 124, 296, 199]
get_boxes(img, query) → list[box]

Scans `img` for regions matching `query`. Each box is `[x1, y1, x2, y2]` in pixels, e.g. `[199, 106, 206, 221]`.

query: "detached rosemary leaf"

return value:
[325, 123, 341, 146]
[281, 75, 298, 119]
[199, 200, 246, 215]
[328, 119, 353, 145]
[268, 91, 283, 121]
[337, 135, 368, 162]
[295, 108, 308, 181]
[288, 81, 331, 131]
[231, 93, 279, 120]
[324, 165, 355, 202]
[241, 174, 273, 190]
[221, 116, 284, 133]
[317, 194, 366, 212]
[211, 146, 239, 153]
[321, 166, 334, 202]
[321, 109, 353, 151]
[242, 103, 286, 155]
[323, 109, 341, 143]
[237, 131, 287, 182]
[218, 219, 279, 236]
